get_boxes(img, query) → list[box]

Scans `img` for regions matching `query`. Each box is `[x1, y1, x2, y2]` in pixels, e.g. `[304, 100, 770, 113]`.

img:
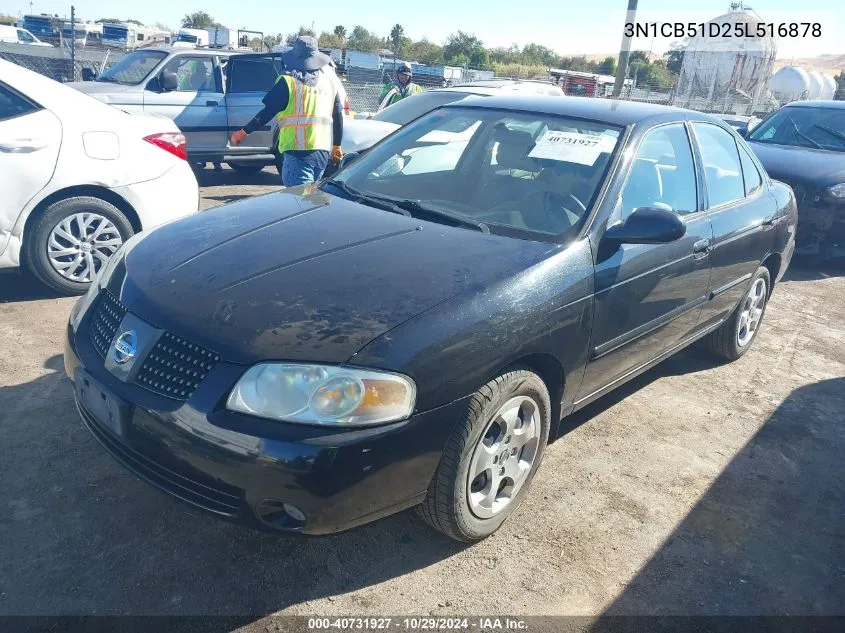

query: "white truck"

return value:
[206, 27, 251, 50]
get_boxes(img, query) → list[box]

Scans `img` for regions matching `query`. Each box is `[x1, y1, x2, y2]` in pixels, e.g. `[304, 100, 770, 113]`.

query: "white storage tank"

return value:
[820, 74, 837, 100]
[674, 10, 777, 110]
[769, 66, 811, 103]
[807, 71, 824, 100]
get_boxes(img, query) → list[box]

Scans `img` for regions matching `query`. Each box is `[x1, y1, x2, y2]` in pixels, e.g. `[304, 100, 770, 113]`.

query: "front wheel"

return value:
[417, 369, 551, 542]
[24, 196, 133, 295]
[702, 265, 771, 360]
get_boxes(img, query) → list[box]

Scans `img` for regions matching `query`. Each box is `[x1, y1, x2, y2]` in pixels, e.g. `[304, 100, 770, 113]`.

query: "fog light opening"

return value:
[257, 499, 307, 530]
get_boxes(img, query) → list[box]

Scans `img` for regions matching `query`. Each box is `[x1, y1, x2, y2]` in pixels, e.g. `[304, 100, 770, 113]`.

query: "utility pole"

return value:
[70, 5, 76, 80]
[612, 0, 638, 98]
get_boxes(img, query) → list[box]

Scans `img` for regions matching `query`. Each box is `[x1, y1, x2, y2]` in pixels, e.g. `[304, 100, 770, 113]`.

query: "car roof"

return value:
[142, 46, 238, 56]
[782, 100, 845, 110]
[446, 94, 721, 126]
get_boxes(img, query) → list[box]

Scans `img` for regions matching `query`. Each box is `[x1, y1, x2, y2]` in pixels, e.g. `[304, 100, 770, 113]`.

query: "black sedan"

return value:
[743, 100, 845, 261]
[65, 96, 796, 542]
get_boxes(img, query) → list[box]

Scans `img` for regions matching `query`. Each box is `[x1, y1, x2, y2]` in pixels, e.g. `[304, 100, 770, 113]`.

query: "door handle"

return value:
[0, 138, 46, 153]
[206, 100, 219, 107]
[693, 239, 711, 258]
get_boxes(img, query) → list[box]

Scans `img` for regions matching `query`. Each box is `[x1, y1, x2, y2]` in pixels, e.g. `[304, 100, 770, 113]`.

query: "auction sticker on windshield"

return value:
[528, 131, 615, 165]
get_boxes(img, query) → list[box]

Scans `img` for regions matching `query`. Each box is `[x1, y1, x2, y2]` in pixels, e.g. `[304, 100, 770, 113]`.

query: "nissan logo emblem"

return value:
[112, 330, 138, 364]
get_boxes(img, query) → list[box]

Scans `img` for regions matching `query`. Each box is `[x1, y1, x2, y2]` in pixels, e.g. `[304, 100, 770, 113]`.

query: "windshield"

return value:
[749, 106, 845, 153]
[178, 33, 198, 43]
[372, 91, 477, 126]
[97, 50, 167, 85]
[330, 106, 622, 242]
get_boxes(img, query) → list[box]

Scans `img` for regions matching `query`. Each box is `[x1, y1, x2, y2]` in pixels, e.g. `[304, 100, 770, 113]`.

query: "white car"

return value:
[0, 25, 53, 47]
[0, 59, 199, 294]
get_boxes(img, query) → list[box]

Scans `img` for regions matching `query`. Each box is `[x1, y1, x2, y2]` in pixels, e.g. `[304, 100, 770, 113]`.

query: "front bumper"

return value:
[794, 196, 845, 259]
[64, 308, 468, 535]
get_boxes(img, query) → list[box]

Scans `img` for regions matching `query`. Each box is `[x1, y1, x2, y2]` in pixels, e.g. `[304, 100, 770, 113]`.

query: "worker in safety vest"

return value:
[230, 36, 343, 186]
[378, 62, 423, 112]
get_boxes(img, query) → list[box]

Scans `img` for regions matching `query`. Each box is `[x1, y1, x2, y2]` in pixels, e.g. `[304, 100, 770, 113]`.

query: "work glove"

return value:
[331, 145, 344, 165]
[230, 129, 248, 146]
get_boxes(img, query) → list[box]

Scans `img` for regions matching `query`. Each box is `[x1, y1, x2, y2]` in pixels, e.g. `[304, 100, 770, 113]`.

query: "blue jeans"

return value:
[281, 150, 330, 187]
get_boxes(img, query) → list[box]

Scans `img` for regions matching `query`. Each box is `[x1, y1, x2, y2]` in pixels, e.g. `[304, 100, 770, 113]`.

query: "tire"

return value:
[23, 196, 134, 296]
[418, 368, 551, 542]
[701, 265, 771, 361]
[227, 162, 266, 174]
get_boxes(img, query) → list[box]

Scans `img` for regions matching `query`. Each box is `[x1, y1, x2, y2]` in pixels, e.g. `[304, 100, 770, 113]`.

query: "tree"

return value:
[318, 31, 345, 49]
[470, 47, 490, 70]
[406, 38, 443, 65]
[629, 50, 649, 64]
[333, 25, 347, 39]
[597, 56, 616, 75]
[96, 17, 143, 25]
[0, 14, 17, 26]
[154, 21, 172, 32]
[665, 42, 686, 75]
[182, 11, 219, 29]
[443, 31, 485, 67]
[389, 24, 404, 57]
[521, 43, 556, 67]
[834, 71, 845, 100]
[285, 25, 315, 46]
[262, 33, 283, 50]
[346, 25, 381, 52]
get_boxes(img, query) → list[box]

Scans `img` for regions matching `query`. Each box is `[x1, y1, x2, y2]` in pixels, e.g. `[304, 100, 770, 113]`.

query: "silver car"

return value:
[69, 47, 286, 172]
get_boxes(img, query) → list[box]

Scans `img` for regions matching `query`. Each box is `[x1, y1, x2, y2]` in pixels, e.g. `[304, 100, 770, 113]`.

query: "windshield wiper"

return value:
[789, 119, 823, 149]
[392, 199, 490, 233]
[323, 181, 411, 217]
[813, 124, 845, 145]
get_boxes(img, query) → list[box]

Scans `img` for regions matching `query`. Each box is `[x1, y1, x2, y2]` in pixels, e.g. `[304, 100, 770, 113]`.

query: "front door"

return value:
[577, 122, 713, 404]
[143, 55, 227, 157]
[0, 82, 61, 260]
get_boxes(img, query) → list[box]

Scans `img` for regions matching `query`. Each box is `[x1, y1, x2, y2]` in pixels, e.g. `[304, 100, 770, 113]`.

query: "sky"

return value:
[1, 0, 842, 60]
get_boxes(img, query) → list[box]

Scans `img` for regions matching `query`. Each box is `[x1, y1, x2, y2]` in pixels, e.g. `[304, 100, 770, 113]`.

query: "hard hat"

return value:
[397, 62, 412, 74]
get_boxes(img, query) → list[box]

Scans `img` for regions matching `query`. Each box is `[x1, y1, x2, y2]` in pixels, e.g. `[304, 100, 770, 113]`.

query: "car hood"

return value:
[66, 80, 141, 101]
[341, 118, 400, 153]
[114, 188, 554, 365]
[747, 141, 845, 188]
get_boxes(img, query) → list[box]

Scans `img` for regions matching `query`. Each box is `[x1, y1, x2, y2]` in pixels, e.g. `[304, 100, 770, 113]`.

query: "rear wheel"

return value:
[702, 265, 771, 360]
[417, 368, 551, 542]
[24, 196, 133, 295]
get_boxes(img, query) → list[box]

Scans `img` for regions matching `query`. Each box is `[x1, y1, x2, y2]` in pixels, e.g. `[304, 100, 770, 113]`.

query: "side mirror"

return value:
[338, 151, 360, 170]
[160, 70, 179, 92]
[81, 67, 97, 81]
[604, 206, 686, 245]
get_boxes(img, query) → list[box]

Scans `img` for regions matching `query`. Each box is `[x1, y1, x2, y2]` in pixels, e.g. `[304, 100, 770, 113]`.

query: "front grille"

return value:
[79, 402, 243, 516]
[135, 332, 221, 400]
[89, 290, 127, 359]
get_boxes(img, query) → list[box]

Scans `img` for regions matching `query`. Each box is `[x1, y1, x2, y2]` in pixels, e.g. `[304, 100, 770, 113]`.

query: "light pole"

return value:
[612, 0, 638, 98]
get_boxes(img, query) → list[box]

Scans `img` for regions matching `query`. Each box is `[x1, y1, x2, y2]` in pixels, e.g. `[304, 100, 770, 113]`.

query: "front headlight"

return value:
[827, 183, 845, 199]
[227, 363, 416, 426]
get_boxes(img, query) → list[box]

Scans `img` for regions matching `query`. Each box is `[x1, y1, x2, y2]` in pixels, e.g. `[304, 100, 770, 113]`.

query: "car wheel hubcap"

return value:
[467, 396, 541, 519]
[737, 277, 767, 348]
[47, 213, 123, 283]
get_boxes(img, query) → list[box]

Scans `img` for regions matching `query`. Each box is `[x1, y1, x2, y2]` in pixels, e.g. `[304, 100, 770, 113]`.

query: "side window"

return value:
[692, 123, 745, 208]
[162, 57, 218, 92]
[0, 83, 39, 122]
[17, 29, 35, 43]
[620, 123, 698, 218]
[227, 56, 285, 93]
[738, 142, 763, 195]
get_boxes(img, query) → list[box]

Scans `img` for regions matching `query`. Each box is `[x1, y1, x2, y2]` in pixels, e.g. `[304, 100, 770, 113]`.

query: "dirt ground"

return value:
[1, 167, 843, 623]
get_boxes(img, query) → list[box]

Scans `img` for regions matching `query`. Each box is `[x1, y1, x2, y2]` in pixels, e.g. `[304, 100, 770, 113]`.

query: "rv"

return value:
[61, 21, 103, 47]
[19, 14, 61, 43]
[100, 22, 169, 50]
[173, 27, 209, 48]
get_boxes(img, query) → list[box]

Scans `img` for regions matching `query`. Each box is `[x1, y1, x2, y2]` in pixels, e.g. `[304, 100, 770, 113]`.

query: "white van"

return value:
[0, 25, 52, 46]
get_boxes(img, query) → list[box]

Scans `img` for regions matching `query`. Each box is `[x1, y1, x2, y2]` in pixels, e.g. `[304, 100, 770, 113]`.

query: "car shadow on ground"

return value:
[781, 258, 845, 283]
[194, 165, 280, 188]
[590, 376, 845, 620]
[0, 355, 466, 618]
[0, 272, 63, 303]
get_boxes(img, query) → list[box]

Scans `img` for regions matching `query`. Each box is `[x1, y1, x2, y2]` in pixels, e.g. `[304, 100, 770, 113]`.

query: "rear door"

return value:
[223, 53, 285, 154]
[143, 54, 226, 156]
[690, 123, 776, 330]
[0, 82, 61, 260]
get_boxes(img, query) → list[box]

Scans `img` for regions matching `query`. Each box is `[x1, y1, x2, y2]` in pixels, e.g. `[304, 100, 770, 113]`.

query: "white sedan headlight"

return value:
[828, 183, 845, 199]
[227, 363, 416, 426]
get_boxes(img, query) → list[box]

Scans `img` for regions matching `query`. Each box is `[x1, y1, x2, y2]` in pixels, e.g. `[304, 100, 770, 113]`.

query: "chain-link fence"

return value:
[2, 42, 781, 118]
